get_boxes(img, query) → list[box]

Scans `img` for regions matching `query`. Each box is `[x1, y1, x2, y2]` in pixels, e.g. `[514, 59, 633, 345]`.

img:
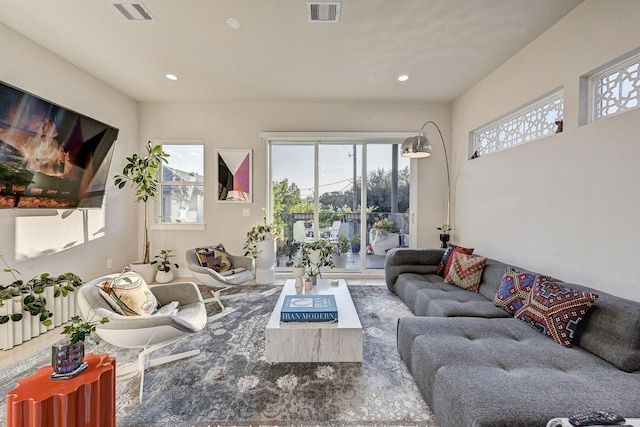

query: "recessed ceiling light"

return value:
[398, 75, 409, 82]
[165, 74, 178, 81]
[226, 18, 241, 29]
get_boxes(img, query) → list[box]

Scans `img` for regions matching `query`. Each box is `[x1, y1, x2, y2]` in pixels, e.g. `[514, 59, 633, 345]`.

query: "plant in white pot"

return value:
[333, 233, 350, 268]
[151, 248, 179, 284]
[113, 141, 169, 283]
[244, 210, 281, 285]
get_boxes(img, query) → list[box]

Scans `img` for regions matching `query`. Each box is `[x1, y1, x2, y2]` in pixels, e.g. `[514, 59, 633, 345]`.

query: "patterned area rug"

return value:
[0, 284, 439, 427]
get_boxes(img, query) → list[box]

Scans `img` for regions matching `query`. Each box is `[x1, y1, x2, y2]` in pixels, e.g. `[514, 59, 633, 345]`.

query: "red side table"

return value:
[6, 352, 116, 427]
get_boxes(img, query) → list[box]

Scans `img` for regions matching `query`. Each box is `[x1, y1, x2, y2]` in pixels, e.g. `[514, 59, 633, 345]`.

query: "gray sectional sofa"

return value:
[385, 247, 640, 427]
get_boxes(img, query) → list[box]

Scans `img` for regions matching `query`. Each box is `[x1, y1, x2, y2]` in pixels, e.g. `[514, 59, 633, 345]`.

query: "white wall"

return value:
[139, 101, 451, 276]
[452, 0, 640, 301]
[0, 23, 140, 282]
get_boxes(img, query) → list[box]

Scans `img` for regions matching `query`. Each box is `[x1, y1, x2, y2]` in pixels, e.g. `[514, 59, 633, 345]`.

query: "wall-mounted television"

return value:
[0, 81, 119, 209]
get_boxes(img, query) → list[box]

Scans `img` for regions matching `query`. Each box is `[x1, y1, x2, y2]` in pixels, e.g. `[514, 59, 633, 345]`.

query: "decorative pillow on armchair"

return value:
[514, 280, 598, 347]
[96, 271, 158, 316]
[196, 244, 232, 273]
[436, 244, 474, 277]
[443, 252, 487, 293]
[493, 267, 551, 315]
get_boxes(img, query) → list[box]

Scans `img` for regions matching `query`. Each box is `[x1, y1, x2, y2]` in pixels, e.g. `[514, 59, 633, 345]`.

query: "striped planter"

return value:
[0, 288, 78, 351]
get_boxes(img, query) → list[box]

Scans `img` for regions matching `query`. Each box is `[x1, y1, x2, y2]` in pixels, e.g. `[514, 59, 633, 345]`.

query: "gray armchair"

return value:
[185, 247, 255, 310]
[77, 275, 207, 400]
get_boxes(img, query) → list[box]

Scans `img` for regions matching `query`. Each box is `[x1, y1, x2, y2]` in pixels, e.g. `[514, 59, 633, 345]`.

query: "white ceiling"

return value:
[0, 0, 584, 103]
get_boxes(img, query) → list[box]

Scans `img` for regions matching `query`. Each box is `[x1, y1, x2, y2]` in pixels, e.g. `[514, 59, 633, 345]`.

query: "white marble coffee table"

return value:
[265, 278, 363, 363]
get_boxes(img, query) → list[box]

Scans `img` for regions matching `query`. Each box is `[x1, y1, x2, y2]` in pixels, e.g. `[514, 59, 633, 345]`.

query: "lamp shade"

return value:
[401, 135, 432, 158]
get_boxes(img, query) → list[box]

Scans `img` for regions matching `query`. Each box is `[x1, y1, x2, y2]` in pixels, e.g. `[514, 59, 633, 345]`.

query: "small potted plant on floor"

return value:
[151, 248, 179, 283]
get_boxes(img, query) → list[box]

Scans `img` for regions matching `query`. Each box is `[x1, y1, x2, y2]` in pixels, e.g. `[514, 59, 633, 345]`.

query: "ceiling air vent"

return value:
[308, 2, 341, 23]
[111, 1, 156, 21]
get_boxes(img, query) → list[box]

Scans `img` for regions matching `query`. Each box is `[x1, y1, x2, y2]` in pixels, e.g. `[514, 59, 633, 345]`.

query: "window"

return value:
[472, 89, 564, 158]
[588, 51, 640, 122]
[263, 133, 412, 273]
[155, 140, 204, 225]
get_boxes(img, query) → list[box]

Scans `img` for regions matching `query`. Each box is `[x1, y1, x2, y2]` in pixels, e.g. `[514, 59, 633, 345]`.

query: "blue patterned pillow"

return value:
[493, 267, 548, 315]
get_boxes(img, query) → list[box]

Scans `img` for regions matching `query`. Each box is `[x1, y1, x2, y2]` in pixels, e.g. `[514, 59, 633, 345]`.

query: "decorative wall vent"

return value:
[308, 2, 341, 23]
[111, 1, 156, 21]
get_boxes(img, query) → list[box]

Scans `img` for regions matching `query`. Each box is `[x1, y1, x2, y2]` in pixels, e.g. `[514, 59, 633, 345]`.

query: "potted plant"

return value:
[151, 248, 179, 283]
[244, 209, 281, 284]
[114, 141, 169, 283]
[369, 217, 399, 256]
[53, 315, 109, 375]
[333, 233, 350, 268]
[1, 256, 53, 328]
[301, 239, 334, 282]
[1, 256, 85, 350]
[437, 224, 452, 249]
[350, 232, 361, 254]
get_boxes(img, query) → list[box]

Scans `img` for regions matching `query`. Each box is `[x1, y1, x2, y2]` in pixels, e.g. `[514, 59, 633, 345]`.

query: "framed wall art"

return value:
[217, 148, 252, 202]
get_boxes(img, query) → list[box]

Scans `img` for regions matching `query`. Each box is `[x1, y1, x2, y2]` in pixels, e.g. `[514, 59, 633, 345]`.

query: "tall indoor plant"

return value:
[244, 210, 281, 285]
[114, 141, 169, 281]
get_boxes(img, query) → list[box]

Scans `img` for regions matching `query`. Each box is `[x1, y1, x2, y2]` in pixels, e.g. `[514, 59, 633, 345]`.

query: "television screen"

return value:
[0, 81, 119, 209]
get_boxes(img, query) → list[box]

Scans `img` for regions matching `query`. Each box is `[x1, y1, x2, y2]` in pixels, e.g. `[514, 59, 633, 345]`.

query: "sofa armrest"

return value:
[385, 248, 445, 292]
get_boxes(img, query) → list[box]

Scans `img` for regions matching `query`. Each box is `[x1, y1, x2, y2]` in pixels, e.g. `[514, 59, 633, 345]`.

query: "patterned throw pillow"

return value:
[196, 244, 232, 273]
[96, 271, 158, 316]
[493, 267, 550, 315]
[443, 252, 487, 293]
[436, 244, 474, 277]
[515, 280, 598, 347]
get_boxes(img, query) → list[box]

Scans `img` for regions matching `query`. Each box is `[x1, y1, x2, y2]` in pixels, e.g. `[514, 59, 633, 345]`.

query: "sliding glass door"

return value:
[269, 137, 410, 273]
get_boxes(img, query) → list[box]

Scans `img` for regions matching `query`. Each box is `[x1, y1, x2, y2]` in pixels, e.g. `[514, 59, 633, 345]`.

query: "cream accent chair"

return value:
[77, 275, 207, 401]
[185, 248, 255, 310]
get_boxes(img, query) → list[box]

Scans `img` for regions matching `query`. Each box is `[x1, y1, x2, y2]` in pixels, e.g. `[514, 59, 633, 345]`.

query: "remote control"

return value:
[568, 411, 626, 426]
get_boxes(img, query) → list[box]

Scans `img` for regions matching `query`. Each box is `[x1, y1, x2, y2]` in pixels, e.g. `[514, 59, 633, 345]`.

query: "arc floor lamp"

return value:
[401, 121, 451, 247]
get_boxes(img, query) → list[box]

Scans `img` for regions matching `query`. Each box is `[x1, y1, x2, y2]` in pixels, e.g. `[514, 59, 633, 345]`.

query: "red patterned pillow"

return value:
[493, 267, 551, 315]
[436, 244, 474, 277]
[443, 252, 487, 293]
[515, 280, 598, 347]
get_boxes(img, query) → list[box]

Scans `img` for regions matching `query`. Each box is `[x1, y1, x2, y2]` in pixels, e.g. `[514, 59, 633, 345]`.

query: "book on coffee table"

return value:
[280, 295, 338, 322]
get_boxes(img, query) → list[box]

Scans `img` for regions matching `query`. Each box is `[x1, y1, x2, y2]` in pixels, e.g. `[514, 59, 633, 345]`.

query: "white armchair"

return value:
[77, 275, 207, 400]
[185, 247, 255, 310]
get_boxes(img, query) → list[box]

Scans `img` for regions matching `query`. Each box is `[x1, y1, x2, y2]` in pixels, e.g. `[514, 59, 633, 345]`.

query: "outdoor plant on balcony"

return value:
[334, 233, 350, 255]
[371, 217, 396, 238]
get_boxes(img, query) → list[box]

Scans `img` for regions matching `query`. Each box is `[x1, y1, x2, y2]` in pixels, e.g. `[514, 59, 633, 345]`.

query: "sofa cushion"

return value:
[515, 279, 598, 347]
[444, 252, 487, 292]
[436, 244, 474, 277]
[567, 282, 640, 372]
[493, 267, 549, 315]
[397, 316, 640, 427]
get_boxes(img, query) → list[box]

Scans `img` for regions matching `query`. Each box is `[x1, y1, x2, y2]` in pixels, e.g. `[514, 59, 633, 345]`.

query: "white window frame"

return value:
[583, 50, 640, 124]
[150, 139, 205, 231]
[471, 88, 564, 158]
